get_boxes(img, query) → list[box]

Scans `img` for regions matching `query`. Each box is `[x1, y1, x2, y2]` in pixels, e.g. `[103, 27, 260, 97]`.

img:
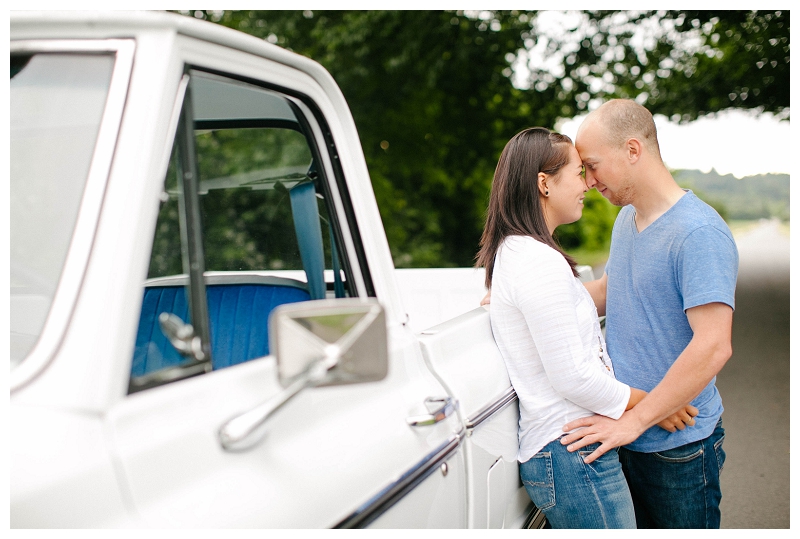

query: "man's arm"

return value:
[626, 388, 698, 428]
[560, 301, 733, 463]
[583, 272, 608, 317]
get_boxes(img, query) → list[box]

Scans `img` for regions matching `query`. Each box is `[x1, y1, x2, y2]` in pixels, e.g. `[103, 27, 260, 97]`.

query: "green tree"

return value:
[182, 10, 788, 267]
[188, 10, 552, 267]
[527, 10, 789, 121]
[555, 189, 620, 252]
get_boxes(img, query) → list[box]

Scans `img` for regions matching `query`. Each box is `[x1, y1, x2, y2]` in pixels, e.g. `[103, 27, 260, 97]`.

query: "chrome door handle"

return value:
[406, 396, 459, 427]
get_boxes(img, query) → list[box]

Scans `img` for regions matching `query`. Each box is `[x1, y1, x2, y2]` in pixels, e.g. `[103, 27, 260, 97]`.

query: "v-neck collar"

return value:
[631, 189, 692, 236]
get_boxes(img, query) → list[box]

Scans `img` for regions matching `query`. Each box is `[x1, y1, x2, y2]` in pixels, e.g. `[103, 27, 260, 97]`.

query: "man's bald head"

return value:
[581, 99, 662, 159]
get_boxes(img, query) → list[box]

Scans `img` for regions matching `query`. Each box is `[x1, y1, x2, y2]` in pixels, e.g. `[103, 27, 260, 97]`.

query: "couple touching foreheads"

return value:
[477, 99, 738, 529]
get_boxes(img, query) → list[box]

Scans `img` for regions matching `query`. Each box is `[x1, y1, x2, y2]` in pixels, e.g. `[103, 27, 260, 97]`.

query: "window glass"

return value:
[147, 144, 183, 278]
[195, 127, 313, 271]
[10, 53, 115, 367]
[130, 71, 351, 392]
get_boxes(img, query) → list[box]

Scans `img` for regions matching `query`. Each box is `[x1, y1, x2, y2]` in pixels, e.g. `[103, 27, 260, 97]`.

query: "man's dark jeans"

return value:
[619, 418, 726, 528]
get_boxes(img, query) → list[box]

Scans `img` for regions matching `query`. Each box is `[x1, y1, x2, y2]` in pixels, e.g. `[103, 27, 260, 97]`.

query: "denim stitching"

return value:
[521, 452, 556, 510]
[521, 452, 552, 487]
[578, 451, 609, 527]
[702, 436, 710, 528]
[651, 446, 703, 463]
[713, 434, 726, 473]
[546, 452, 555, 510]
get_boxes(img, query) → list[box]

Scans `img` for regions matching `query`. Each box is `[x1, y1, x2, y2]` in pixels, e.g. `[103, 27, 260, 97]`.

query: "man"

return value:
[560, 99, 739, 528]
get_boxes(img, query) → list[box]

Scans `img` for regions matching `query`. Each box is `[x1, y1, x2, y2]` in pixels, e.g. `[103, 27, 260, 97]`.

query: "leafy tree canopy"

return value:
[181, 10, 789, 267]
[524, 10, 789, 121]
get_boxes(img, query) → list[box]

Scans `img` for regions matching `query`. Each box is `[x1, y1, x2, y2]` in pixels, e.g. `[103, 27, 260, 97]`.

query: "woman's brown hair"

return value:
[475, 127, 578, 288]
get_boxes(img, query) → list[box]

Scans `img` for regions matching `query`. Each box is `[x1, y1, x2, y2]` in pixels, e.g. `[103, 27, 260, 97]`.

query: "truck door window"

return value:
[10, 52, 115, 367]
[129, 70, 352, 393]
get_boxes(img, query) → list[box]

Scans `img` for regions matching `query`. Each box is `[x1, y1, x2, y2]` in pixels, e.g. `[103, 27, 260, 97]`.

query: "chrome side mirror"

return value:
[219, 298, 387, 451]
[272, 298, 388, 387]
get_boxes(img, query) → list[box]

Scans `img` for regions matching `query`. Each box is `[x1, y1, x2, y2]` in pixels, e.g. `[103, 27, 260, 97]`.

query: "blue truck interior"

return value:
[289, 179, 326, 301]
[131, 73, 349, 382]
[132, 169, 347, 378]
[132, 282, 310, 377]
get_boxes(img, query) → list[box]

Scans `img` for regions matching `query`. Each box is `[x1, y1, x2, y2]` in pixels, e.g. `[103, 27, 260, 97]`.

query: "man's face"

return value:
[575, 120, 634, 207]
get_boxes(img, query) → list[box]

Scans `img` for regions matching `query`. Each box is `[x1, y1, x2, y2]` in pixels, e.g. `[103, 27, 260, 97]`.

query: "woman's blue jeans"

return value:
[618, 418, 726, 528]
[519, 437, 636, 529]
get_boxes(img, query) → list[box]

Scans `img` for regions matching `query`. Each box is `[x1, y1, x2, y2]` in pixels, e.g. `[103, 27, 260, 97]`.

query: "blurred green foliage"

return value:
[555, 189, 620, 252]
[675, 170, 789, 221]
[194, 127, 313, 272]
[608, 11, 789, 121]
[149, 122, 338, 278]
[180, 10, 788, 267]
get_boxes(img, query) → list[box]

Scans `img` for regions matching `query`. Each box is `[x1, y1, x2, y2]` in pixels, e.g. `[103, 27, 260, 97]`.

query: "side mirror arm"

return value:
[217, 345, 340, 452]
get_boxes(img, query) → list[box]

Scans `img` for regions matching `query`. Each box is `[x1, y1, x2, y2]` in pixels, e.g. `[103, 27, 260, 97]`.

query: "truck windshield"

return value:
[10, 52, 115, 368]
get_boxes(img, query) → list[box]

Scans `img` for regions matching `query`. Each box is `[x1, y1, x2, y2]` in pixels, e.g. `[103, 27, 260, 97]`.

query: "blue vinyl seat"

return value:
[131, 277, 310, 378]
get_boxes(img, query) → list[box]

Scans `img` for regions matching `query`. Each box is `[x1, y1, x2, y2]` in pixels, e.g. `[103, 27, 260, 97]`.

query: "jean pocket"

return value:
[652, 441, 704, 463]
[520, 451, 556, 511]
[713, 434, 726, 473]
[577, 442, 617, 460]
[579, 445, 621, 476]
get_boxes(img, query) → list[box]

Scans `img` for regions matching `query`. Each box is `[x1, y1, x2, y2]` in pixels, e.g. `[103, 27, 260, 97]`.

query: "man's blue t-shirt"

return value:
[605, 191, 738, 452]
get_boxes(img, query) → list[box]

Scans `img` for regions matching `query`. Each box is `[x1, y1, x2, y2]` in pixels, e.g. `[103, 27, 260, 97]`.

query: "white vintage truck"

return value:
[10, 11, 592, 528]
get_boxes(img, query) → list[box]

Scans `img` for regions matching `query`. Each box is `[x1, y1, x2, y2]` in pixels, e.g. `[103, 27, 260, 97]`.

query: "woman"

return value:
[475, 128, 662, 528]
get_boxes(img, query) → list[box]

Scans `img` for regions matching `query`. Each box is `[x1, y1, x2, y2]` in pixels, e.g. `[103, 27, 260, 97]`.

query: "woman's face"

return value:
[543, 145, 588, 230]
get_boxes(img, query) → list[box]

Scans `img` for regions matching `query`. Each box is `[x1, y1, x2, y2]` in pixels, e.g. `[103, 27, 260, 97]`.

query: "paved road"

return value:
[716, 219, 790, 528]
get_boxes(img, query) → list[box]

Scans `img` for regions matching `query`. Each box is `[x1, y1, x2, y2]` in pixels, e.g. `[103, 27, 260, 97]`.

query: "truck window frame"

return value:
[128, 65, 373, 393]
[192, 65, 376, 299]
[9, 39, 135, 392]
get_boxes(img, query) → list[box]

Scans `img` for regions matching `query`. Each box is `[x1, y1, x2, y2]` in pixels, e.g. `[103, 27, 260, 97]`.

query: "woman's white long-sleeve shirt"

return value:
[490, 236, 630, 462]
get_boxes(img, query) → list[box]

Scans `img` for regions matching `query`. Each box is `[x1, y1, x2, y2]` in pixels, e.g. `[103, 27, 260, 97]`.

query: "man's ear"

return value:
[537, 172, 548, 196]
[627, 138, 643, 164]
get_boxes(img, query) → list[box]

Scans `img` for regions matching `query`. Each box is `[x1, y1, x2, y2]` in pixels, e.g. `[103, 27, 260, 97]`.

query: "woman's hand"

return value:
[656, 404, 699, 432]
[480, 289, 492, 306]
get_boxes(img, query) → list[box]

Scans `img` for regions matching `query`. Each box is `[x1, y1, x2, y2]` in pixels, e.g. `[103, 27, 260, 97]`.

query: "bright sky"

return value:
[558, 109, 790, 179]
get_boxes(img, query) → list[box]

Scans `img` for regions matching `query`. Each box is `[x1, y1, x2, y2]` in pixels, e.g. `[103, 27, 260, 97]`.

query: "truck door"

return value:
[418, 309, 545, 529]
[107, 42, 467, 528]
